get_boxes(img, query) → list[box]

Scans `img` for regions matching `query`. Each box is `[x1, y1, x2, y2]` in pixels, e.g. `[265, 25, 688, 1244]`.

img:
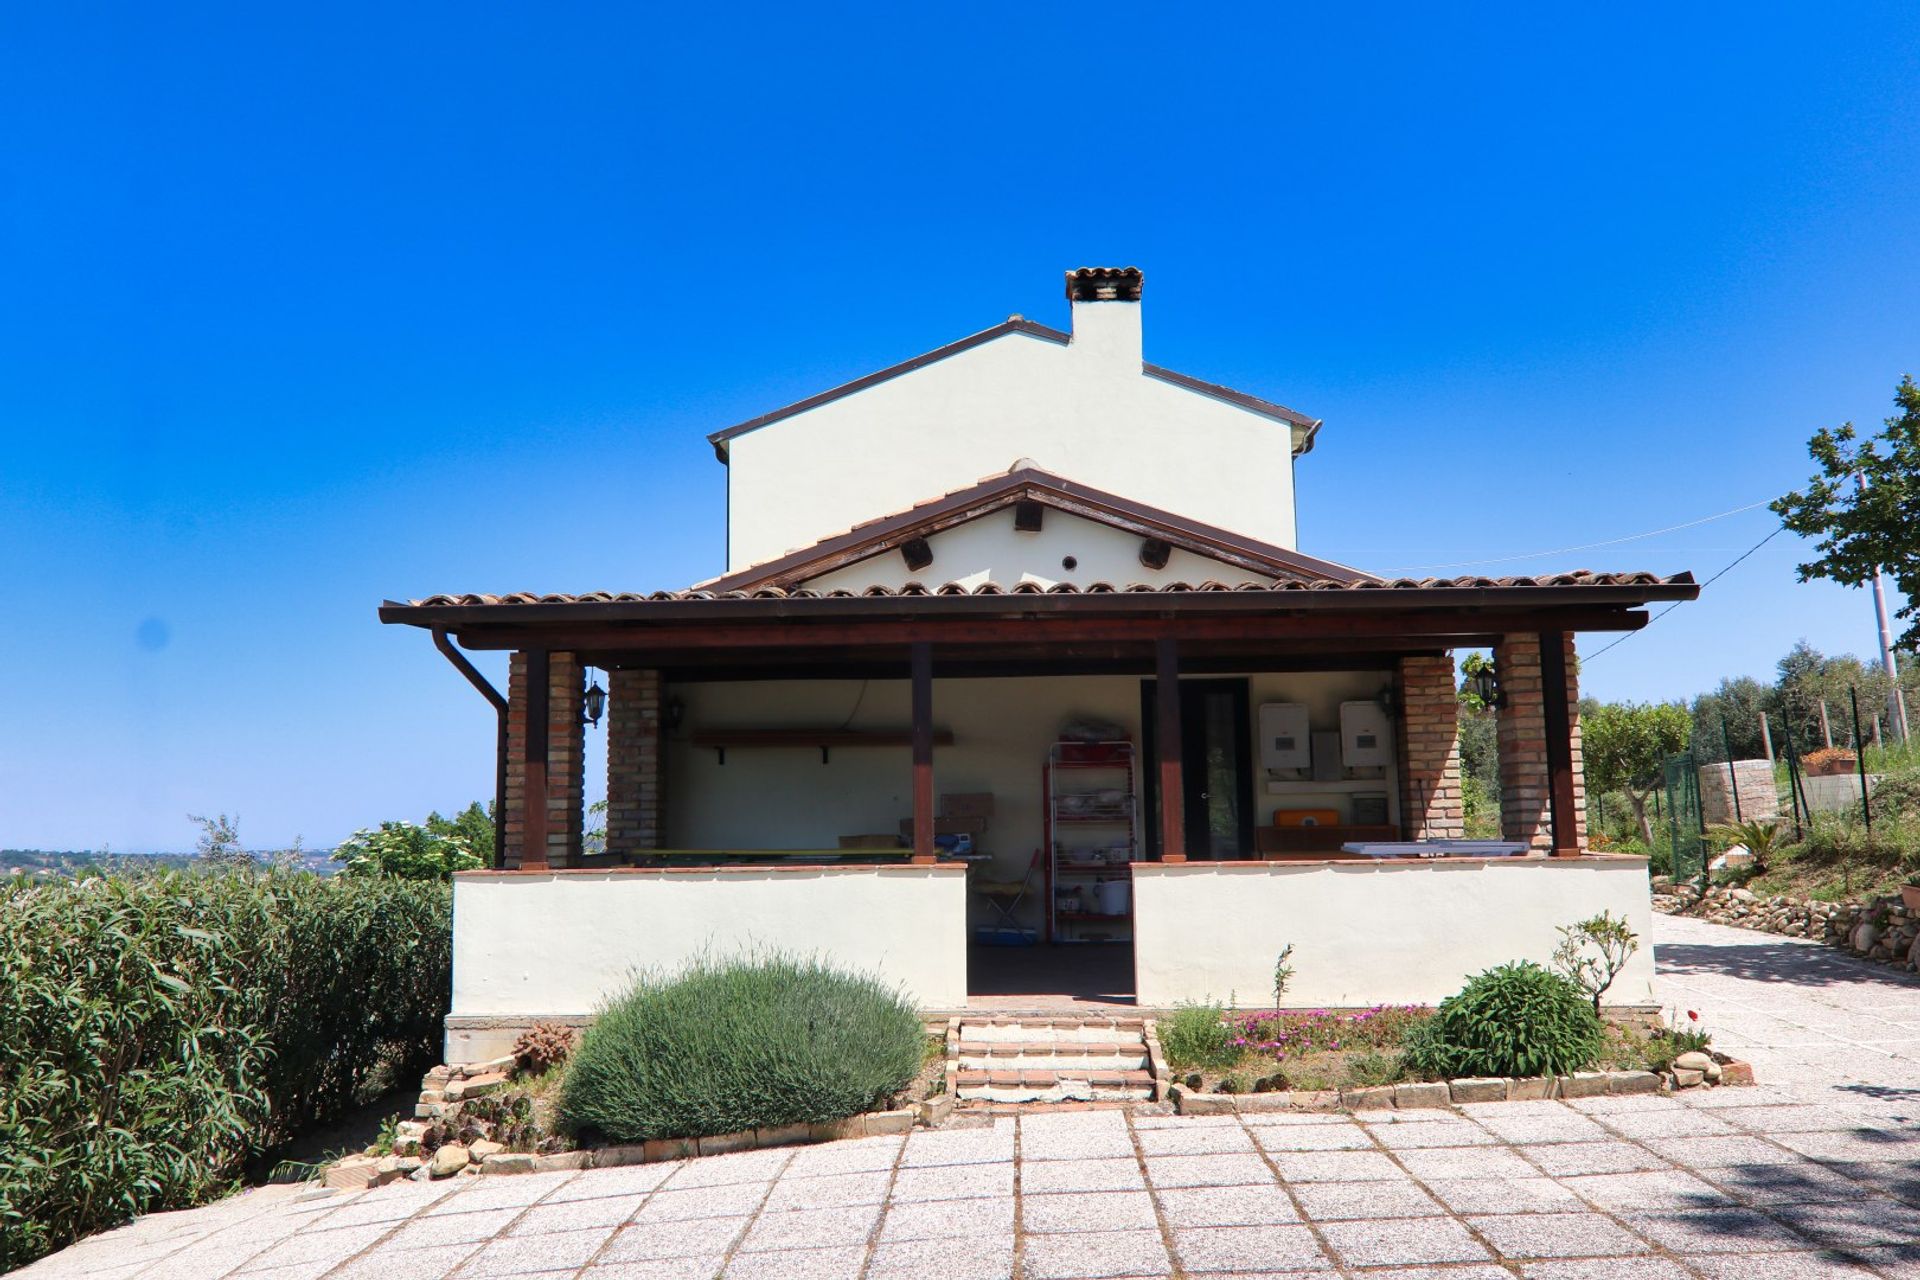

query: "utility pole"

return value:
[1858, 474, 1910, 743]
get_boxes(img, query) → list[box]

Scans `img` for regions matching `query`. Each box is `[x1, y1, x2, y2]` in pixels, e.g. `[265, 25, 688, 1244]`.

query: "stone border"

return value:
[1171, 1060, 1753, 1116]
[1655, 880, 1920, 974]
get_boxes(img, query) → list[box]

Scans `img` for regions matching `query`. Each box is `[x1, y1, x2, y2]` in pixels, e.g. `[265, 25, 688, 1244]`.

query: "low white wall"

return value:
[448, 866, 968, 1060]
[1132, 857, 1655, 1009]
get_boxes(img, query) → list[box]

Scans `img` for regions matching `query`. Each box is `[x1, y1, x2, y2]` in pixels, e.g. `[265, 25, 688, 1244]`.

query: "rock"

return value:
[1606, 1071, 1660, 1095]
[1719, 1059, 1755, 1086]
[325, 1157, 380, 1190]
[1393, 1082, 1450, 1109]
[1851, 923, 1881, 953]
[480, 1153, 536, 1175]
[431, 1144, 471, 1177]
[1673, 1068, 1705, 1088]
[445, 1072, 508, 1102]
[1339, 1085, 1396, 1110]
[1507, 1077, 1554, 1101]
[1557, 1072, 1609, 1099]
[1673, 1051, 1714, 1072]
[392, 1134, 421, 1157]
[418, 1090, 445, 1105]
[1703, 1060, 1724, 1084]
[469, 1139, 505, 1160]
[1728, 885, 1758, 900]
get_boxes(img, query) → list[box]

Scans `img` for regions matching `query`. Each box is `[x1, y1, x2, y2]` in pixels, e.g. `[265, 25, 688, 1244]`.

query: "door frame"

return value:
[1140, 676, 1257, 860]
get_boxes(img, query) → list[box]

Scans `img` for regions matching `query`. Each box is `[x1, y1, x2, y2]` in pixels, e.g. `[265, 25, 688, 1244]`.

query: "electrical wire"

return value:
[1583, 524, 1788, 662]
[1382, 499, 1775, 573]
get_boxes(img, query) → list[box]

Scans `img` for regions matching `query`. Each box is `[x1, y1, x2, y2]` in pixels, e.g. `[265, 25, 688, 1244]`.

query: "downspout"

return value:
[433, 628, 509, 868]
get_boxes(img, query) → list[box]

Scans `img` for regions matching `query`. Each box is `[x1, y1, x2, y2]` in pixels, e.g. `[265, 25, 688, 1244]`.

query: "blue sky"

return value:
[3, 6, 1916, 851]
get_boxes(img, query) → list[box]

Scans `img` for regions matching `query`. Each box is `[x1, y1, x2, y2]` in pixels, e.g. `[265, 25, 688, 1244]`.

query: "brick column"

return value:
[606, 668, 665, 858]
[1495, 633, 1586, 854]
[503, 650, 585, 868]
[1395, 654, 1464, 839]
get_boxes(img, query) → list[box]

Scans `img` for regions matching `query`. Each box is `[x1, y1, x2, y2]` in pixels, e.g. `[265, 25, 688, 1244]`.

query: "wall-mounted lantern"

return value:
[1466, 664, 1505, 711]
[582, 671, 607, 727]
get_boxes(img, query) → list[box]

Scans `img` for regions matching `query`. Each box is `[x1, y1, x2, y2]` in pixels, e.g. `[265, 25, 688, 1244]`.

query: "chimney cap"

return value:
[1065, 266, 1143, 302]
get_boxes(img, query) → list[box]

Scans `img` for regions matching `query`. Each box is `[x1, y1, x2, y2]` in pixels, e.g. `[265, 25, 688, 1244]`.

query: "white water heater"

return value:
[1258, 702, 1312, 770]
[1339, 700, 1393, 768]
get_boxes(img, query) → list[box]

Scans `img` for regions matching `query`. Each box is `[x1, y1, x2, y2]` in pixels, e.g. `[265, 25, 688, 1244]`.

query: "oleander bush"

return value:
[560, 954, 923, 1142]
[0, 869, 452, 1270]
[1406, 961, 1604, 1080]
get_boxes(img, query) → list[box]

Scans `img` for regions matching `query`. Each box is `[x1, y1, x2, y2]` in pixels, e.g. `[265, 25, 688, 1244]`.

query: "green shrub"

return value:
[1157, 1003, 1243, 1072]
[1405, 962, 1604, 1080]
[560, 954, 923, 1142]
[0, 869, 451, 1269]
[332, 820, 483, 880]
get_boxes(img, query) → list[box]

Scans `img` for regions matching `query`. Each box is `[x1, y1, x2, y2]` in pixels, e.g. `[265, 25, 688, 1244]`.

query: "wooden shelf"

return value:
[691, 728, 953, 764]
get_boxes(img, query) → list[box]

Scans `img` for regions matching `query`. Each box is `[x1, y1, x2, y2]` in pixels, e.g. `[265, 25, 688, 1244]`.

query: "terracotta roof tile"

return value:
[401, 571, 1692, 609]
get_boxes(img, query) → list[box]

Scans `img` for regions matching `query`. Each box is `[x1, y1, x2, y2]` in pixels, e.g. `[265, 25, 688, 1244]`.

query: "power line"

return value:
[1584, 524, 1788, 662]
[1382, 500, 1775, 573]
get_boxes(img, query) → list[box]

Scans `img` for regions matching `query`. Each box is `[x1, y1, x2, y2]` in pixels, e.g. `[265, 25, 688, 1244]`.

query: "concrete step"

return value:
[956, 1049, 1150, 1072]
[946, 1016, 1158, 1104]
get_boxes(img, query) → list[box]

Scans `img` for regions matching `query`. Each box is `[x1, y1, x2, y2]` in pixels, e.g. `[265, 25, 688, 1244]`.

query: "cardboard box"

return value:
[940, 793, 995, 818]
[897, 816, 986, 837]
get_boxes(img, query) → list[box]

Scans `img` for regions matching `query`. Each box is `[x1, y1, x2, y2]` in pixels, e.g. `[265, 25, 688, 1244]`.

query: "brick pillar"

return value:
[1495, 634, 1585, 854]
[606, 668, 664, 858]
[503, 651, 585, 868]
[1395, 654, 1464, 839]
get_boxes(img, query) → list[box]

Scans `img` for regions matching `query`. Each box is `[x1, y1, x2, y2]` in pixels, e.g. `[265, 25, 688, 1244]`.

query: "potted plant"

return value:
[1900, 872, 1920, 913]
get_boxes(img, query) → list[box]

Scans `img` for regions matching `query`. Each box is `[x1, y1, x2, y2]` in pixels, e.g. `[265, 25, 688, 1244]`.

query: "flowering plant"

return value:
[1228, 1005, 1430, 1060]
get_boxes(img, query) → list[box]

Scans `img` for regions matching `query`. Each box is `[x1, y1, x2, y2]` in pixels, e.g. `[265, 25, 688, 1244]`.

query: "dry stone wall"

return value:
[1654, 878, 1920, 973]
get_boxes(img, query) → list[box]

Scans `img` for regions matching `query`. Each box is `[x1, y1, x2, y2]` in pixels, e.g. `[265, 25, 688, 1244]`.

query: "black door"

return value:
[1141, 678, 1256, 860]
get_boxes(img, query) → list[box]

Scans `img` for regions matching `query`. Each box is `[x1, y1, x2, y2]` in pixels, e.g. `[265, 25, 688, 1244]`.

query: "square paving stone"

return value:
[1019, 1124, 1137, 1162]
[235, 1222, 390, 1268]
[866, 1235, 1012, 1280]
[1518, 1261, 1695, 1280]
[1643, 1136, 1803, 1167]
[738, 1203, 881, 1251]
[598, 1216, 749, 1262]
[1145, 1153, 1278, 1188]
[1267, 1150, 1404, 1182]
[1019, 1157, 1146, 1194]
[1238, 1111, 1355, 1127]
[1154, 1185, 1299, 1228]
[1392, 1146, 1538, 1180]
[425, 1171, 580, 1214]
[661, 1149, 793, 1189]
[1557, 1170, 1732, 1211]
[384, 1207, 524, 1250]
[1318, 1216, 1490, 1266]
[1775, 1129, 1920, 1161]
[1708, 1104, 1871, 1134]
[1470, 1111, 1611, 1144]
[889, 1161, 1013, 1201]
[1523, 1141, 1672, 1176]
[1468, 1211, 1652, 1259]
[583, 1261, 730, 1280]
[783, 1136, 903, 1177]
[1366, 1121, 1501, 1149]
[1250, 1123, 1373, 1152]
[1687, 1255, 1880, 1279]
[633, 1182, 771, 1222]
[1172, 1224, 1331, 1273]
[507, 1194, 646, 1235]
[1596, 1107, 1740, 1139]
[1710, 1161, 1884, 1204]
[545, 1164, 683, 1201]
[327, 1243, 478, 1280]
[1564, 1095, 1686, 1115]
[1420, 1177, 1585, 1215]
[1137, 1124, 1255, 1156]
[1850, 1246, 1920, 1279]
[723, 1244, 865, 1280]
[876, 1195, 1013, 1242]
[1290, 1180, 1445, 1219]
[1774, 1199, 1920, 1246]
[1022, 1227, 1172, 1279]
[900, 1128, 1015, 1167]
[762, 1169, 893, 1212]
[460, 1225, 618, 1276]
[1621, 1207, 1811, 1254]
[1134, 1113, 1241, 1129]
[1022, 1189, 1157, 1233]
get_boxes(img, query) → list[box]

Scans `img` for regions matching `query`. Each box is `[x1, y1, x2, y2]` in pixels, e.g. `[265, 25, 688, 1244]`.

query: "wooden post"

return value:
[1156, 637, 1186, 862]
[1819, 700, 1833, 749]
[1758, 714, 1774, 763]
[911, 643, 935, 863]
[524, 649, 550, 870]
[1538, 630, 1580, 857]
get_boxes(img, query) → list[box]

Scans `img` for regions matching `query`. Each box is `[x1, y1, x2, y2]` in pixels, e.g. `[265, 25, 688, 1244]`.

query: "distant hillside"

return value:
[3, 848, 337, 880]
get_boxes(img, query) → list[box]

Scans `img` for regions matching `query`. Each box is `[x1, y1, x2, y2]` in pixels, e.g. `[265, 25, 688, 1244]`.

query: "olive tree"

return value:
[1582, 701, 1691, 847]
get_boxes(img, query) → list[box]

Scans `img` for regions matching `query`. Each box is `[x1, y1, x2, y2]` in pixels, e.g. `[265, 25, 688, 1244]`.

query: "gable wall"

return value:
[799, 506, 1271, 593]
[725, 331, 1299, 571]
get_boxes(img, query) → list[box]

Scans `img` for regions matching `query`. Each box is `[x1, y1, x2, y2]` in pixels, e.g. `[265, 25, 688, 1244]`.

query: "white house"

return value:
[382, 267, 1694, 1063]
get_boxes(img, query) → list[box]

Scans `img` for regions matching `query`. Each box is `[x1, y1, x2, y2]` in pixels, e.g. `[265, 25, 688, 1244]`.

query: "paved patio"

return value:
[20, 914, 1920, 1280]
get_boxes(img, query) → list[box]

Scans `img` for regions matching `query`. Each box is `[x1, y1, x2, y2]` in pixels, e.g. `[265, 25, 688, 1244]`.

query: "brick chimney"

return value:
[1065, 266, 1143, 367]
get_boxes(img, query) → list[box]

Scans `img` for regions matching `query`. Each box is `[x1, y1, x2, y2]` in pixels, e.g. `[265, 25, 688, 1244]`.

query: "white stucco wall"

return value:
[450, 866, 969, 1023]
[1132, 857, 1655, 1009]
[724, 303, 1302, 570]
[800, 506, 1268, 593]
[667, 670, 1399, 927]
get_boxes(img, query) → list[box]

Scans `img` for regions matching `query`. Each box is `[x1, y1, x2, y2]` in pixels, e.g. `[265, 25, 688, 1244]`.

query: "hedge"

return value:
[0, 869, 452, 1269]
[561, 953, 924, 1142]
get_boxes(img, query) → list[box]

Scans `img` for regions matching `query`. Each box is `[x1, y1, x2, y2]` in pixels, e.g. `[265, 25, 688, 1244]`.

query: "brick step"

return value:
[954, 1067, 1155, 1104]
[956, 1040, 1145, 1057]
[956, 1051, 1150, 1072]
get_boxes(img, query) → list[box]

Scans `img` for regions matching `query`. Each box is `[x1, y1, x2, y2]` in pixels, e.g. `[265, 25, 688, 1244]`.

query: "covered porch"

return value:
[381, 574, 1696, 1059]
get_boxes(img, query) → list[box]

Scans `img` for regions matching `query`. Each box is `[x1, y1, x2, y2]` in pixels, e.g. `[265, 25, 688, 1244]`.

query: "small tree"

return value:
[1773, 376, 1920, 649]
[332, 821, 482, 881]
[1582, 702, 1691, 846]
[188, 813, 252, 867]
[1551, 911, 1640, 1014]
[425, 801, 495, 866]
